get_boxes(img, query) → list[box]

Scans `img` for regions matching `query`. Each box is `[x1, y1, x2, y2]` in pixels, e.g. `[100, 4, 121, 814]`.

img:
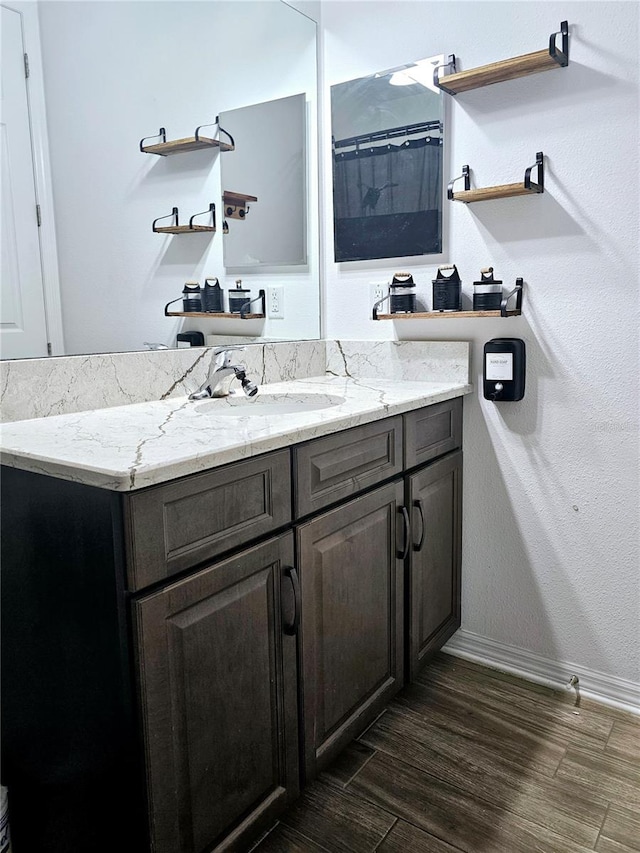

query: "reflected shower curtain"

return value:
[332, 135, 442, 262]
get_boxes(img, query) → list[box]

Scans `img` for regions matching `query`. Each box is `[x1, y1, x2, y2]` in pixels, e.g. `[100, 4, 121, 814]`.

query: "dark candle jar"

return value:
[389, 272, 416, 314]
[432, 265, 462, 312]
[228, 279, 251, 314]
[182, 281, 202, 312]
[202, 277, 224, 312]
[473, 267, 503, 311]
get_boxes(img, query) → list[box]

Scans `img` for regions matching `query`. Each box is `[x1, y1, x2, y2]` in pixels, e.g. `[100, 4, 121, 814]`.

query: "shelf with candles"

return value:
[373, 279, 524, 319]
[164, 290, 266, 319]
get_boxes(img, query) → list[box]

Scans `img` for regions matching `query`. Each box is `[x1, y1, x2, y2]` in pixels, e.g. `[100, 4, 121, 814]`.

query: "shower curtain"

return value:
[332, 133, 442, 262]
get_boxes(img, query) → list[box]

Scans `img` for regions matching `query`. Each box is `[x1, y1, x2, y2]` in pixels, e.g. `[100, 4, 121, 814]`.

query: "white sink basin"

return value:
[194, 392, 346, 417]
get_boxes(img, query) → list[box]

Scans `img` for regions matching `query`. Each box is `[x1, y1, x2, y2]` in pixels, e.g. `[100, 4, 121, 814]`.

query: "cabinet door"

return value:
[298, 481, 405, 779]
[134, 534, 299, 853]
[407, 451, 462, 680]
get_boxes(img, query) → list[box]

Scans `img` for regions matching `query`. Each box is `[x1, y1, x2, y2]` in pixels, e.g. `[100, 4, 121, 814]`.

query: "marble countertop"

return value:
[0, 375, 472, 491]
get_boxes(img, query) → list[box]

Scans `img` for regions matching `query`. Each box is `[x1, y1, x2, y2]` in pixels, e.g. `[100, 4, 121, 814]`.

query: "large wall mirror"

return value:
[2, 1, 318, 358]
[331, 56, 444, 262]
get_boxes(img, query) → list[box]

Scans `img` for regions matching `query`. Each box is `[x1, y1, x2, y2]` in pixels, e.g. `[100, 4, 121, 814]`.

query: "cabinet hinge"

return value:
[36, 204, 42, 227]
[47, 342, 53, 356]
[24, 52, 30, 78]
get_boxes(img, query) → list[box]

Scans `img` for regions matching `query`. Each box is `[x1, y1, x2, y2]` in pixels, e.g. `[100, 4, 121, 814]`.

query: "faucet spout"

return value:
[189, 347, 259, 400]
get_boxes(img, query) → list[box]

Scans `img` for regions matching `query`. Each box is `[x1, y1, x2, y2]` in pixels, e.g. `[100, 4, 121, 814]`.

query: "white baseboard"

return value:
[443, 629, 640, 716]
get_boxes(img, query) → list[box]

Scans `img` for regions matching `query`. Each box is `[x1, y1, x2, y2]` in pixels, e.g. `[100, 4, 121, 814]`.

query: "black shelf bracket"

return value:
[164, 296, 183, 316]
[447, 164, 471, 200]
[188, 203, 216, 230]
[194, 116, 235, 150]
[240, 289, 266, 319]
[501, 277, 524, 317]
[524, 152, 544, 193]
[152, 207, 179, 232]
[433, 54, 457, 93]
[549, 20, 569, 66]
[372, 292, 390, 320]
[139, 127, 166, 152]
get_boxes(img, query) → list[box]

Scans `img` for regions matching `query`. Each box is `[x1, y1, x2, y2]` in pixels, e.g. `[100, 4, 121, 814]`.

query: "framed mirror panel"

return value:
[331, 56, 444, 263]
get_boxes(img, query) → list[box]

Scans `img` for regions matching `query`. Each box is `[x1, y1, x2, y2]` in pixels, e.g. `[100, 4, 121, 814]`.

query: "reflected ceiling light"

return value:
[388, 58, 440, 93]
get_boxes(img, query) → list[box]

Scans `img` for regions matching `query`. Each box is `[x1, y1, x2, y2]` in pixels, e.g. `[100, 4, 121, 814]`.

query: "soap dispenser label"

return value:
[485, 352, 513, 381]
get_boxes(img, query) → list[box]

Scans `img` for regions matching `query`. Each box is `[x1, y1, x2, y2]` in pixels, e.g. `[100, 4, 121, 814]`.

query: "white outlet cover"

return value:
[268, 286, 284, 319]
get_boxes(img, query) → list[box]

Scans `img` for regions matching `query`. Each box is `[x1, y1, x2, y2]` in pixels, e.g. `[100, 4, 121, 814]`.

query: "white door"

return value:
[1, 4, 49, 359]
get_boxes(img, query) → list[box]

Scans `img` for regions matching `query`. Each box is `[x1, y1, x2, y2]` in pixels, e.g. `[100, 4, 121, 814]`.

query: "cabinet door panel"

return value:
[408, 452, 462, 679]
[125, 450, 291, 590]
[298, 482, 404, 779]
[134, 534, 298, 853]
[294, 416, 403, 517]
[404, 397, 462, 469]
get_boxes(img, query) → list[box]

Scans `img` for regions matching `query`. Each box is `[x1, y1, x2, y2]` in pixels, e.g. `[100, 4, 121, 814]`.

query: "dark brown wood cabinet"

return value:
[134, 534, 299, 853]
[1, 397, 464, 853]
[406, 451, 463, 680]
[297, 482, 405, 779]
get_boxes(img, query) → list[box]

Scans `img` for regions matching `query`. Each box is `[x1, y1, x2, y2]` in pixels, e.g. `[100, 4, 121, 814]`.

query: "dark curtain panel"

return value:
[333, 135, 442, 261]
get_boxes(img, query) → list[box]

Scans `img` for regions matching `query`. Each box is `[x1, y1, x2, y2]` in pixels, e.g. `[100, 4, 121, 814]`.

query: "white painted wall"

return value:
[38, 0, 319, 353]
[321, 2, 640, 685]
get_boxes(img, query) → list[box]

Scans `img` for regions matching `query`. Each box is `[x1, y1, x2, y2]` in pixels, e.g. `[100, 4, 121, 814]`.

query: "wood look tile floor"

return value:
[252, 653, 640, 853]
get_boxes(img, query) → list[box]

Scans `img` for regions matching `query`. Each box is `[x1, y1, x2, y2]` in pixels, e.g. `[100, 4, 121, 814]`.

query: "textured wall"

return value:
[320, 2, 640, 683]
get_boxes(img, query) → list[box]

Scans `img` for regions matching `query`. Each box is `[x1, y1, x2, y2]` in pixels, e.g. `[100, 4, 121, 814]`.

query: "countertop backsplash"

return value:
[0, 341, 326, 423]
[0, 340, 469, 423]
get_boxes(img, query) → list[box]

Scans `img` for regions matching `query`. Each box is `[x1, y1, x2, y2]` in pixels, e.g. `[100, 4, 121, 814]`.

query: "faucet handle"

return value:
[213, 345, 245, 368]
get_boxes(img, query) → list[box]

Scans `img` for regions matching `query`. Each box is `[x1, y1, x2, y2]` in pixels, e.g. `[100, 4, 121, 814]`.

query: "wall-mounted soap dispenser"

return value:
[483, 338, 526, 401]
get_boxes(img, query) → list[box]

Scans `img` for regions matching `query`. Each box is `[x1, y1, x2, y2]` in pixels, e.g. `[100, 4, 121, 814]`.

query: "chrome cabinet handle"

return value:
[282, 566, 300, 635]
[397, 506, 410, 560]
[413, 499, 425, 552]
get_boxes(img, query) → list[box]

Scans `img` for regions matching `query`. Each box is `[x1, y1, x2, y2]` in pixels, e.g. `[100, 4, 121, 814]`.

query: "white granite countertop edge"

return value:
[0, 376, 473, 491]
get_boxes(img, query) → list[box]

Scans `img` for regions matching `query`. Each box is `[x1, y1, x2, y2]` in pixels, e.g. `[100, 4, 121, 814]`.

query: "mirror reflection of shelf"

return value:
[223, 191, 258, 220]
[152, 204, 216, 234]
[164, 289, 266, 319]
[448, 154, 544, 204]
[140, 121, 235, 155]
[434, 21, 569, 95]
[373, 279, 523, 319]
[165, 311, 266, 318]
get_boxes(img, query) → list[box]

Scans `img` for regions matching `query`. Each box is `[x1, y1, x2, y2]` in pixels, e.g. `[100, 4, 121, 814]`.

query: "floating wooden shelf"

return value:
[154, 224, 216, 234]
[376, 309, 521, 320]
[152, 204, 216, 234]
[372, 279, 523, 320]
[434, 21, 569, 95]
[448, 154, 544, 204]
[140, 121, 235, 155]
[452, 183, 540, 203]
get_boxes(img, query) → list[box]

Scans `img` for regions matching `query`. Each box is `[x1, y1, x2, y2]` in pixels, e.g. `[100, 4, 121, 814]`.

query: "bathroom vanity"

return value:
[1, 348, 469, 853]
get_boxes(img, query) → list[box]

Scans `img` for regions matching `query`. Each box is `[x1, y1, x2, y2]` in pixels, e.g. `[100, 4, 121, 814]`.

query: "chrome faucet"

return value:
[189, 347, 258, 400]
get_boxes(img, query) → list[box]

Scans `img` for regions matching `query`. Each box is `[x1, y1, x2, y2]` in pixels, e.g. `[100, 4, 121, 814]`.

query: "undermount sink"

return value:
[194, 392, 346, 417]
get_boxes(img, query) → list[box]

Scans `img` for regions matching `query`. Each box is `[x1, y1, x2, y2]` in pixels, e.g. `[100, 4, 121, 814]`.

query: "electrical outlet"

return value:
[267, 285, 284, 319]
[370, 282, 387, 306]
